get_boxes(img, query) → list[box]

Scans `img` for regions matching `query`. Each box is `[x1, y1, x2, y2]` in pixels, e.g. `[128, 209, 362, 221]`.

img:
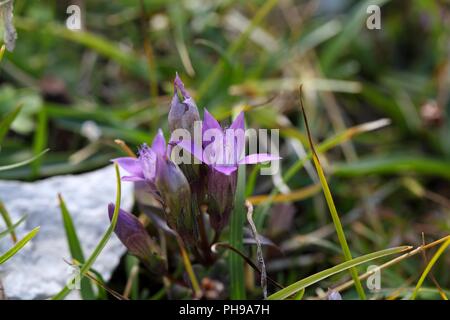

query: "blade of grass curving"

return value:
[229, 164, 246, 299]
[0, 104, 22, 147]
[58, 194, 96, 300]
[0, 216, 26, 240]
[0, 227, 40, 265]
[52, 163, 122, 300]
[411, 238, 450, 300]
[268, 246, 410, 300]
[0, 148, 50, 172]
[0, 201, 17, 242]
[298, 86, 366, 299]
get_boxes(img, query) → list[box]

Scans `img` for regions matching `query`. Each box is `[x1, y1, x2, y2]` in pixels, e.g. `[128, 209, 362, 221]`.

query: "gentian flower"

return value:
[177, 109, 281, 175]
[113, 130, 199, 245]
[108, 204, 165, 272]
[113, 129, 167, 199]
[175, 109, 280, 232]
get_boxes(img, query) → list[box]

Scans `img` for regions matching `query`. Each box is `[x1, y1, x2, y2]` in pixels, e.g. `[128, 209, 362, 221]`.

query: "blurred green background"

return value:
[1, 0, 450, 299]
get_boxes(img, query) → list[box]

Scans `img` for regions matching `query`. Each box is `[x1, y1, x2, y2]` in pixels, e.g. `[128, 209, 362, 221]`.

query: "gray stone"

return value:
[0, 165, 133, 299]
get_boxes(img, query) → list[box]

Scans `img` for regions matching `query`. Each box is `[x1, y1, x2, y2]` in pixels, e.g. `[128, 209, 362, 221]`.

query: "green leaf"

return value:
[31, 107, 48, 177]
[299, 91, 366, 299]
[229, 164, 246, 299]
[0, 201, 17, 242]
[58, 194, 96, 300]
[0, 227, 40, 265]
[268, 246, 411, 300]
[333, 156, 450, 179]
[52, 163, 122, 300]
[0, 216, 27, 240]
[0, 104, 22, 148]
[411, 238, 450, 300]
[0, 148, 50, 172]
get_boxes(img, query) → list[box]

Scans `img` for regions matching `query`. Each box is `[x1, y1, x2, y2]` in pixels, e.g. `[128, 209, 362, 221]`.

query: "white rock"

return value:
[0, 165, 133, 299]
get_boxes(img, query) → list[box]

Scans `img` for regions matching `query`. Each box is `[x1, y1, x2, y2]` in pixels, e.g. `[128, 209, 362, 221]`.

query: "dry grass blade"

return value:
[247, 183, 321, 205]
[331, 235, 450, 294]
[211, 242, 283, 290]
[114, 139, 137, 158]
[245, 200, 267, 298]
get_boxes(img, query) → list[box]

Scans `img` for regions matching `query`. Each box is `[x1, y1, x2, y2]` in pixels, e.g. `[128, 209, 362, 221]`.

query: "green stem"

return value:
[229, 164, 246, 299]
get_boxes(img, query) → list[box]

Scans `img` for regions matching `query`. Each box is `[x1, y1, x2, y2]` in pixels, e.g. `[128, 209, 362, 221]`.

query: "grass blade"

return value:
[52, 162, 122, 300]
[0, 148, 50, 172]
[58, 194, 96, 300]
[31, 107, 48, 177]
[411, 238, 450, 300]
[0, 201, 17, 242]
[299, 87, 366, 299]
[0, 227, 40, 265]
[229, 164, 246, 299]
[268, 246, 410, 300]
[0, 104, 22, 148]
[0, 216, 26, 240]
[333, 156, 450, 179]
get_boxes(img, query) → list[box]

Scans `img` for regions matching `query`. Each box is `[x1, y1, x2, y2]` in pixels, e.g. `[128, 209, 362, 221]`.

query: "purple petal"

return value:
[203, 109, 221, 132]
[151, 129, 166, 157]
[239, 153, 281, 164]
[108, 204, 155, 261]
[174, 72, 190, 99]
[230, 111, 245, 131]
[113, 157, 143, 178]
[213, 165, 238, 175]
[176, 138, 204, 163]
[122, 175, 145, 182]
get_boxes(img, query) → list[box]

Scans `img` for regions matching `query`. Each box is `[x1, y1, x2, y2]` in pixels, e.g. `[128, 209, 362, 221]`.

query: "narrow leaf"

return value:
[0, 227, 40, 265]
[268, 246, 410, 300]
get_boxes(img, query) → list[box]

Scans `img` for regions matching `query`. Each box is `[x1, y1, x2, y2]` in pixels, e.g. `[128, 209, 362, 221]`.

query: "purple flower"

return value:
[175, 110, 280, 232]
[113, 130, 199, 245]
[108, 204, 164, 271]
[168, 73, 200, 135]
[177, 109, 281, 175]
[113, 129, 167, 198]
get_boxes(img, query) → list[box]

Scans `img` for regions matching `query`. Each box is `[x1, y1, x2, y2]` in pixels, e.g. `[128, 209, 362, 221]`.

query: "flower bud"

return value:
[108, 204, 165, 272]
[168, 74, 200, 135]
[155, 156, 199, 244]
[206, 168, 237, 232]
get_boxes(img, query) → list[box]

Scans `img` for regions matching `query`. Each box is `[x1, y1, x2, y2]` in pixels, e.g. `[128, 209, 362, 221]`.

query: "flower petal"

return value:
[122, 175, 145, 182]
[108, 204, 157, 261]
[230, 111, 245, 131]
[203, 109, 221, 132]
[213, 165, 238, 175]
[151, 129, 166, 157]
[239, 153, 281, 164]
[174, 72, 190, 99]
[176, 138, 204, 163]
[113, 157, 143, 178]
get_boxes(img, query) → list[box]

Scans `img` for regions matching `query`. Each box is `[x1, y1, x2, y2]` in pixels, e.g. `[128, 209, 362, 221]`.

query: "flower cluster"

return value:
[109, 75, 280, 262]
